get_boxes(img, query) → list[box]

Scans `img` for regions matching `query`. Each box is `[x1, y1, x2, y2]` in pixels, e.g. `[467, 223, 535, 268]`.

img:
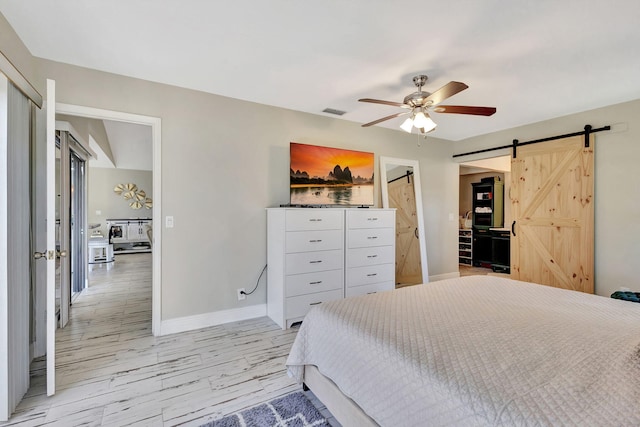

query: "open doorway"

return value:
[458, 156, 511, 277]
[24, 99, 161, 404]
[54, 103, 161, 337]
[52, 113, 154, 329]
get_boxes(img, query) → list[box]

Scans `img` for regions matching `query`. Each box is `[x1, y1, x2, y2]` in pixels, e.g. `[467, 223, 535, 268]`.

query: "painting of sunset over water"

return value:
[290, 142, 374, 206]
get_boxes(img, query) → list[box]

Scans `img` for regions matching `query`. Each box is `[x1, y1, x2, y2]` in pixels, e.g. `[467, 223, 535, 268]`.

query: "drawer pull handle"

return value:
[367, 292, 377, 295]
[309, 281, 323, 285]
[309, 302, 322, 306]
[309, 218, 323, 222]
[367, 217, 378, 221]
[366, 273, 378, 277]
[309, 260, 323, 264]
[309, 239, 322, 243]
[367, 254, 378, 258]
[367, 236, 378, 240]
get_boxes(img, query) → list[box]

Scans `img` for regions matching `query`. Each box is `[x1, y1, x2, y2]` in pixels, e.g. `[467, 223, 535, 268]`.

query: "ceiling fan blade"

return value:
[432, 105, 497, 116]
[362, 111, 409, 127]
[358, 98, 408, 108]
[424, 81, 468, 106]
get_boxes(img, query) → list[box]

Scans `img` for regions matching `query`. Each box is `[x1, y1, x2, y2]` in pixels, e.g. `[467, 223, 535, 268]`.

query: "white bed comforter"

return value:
[286, 276, 640, 426]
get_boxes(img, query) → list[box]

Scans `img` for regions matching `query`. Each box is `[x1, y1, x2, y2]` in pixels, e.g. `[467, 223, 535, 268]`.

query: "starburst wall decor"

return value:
[113, 183, 152, 210]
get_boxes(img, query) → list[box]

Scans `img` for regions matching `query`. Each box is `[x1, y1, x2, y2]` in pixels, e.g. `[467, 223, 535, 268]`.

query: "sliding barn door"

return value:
[388, 175, 422, 285]
[510, 134, 594, 293]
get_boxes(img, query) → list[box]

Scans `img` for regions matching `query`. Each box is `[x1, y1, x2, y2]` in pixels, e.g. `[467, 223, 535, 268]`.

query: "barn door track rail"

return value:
[453, 124, 611, 159]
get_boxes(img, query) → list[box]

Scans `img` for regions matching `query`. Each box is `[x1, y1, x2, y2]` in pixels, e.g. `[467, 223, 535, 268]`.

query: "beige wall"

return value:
[23, 56, 459, 320]
[0, 14, 459, 323]
[454, 99, 640, 296]
[0, 13, 37, 90]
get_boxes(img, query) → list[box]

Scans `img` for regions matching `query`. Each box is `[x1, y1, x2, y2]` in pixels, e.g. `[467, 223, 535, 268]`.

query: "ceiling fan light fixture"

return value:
[400, 117, 414, 133]
[361, 76, 493, 133]
[420, 116, 437, 133]
[412, 110, 430, 128]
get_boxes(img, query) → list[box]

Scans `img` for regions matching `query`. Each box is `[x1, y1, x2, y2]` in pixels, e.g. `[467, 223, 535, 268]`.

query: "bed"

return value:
[286, 275, 640, 426]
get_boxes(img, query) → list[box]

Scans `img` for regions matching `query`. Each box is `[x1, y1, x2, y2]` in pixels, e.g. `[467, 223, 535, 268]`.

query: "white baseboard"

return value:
[159, 304, 267, 336]
[429, 272, 461, 282]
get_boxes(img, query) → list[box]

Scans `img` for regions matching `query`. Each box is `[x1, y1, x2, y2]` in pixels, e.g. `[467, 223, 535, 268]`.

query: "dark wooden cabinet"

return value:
[472, 227, 492, 267]
[471, 178, 504, 229]
[472, 177, 506, 269]
[491, 229, 510, 273]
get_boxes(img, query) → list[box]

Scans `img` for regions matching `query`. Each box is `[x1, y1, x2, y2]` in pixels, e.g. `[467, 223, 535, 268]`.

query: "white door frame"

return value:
[45, 80, 56, 395]
[55, 103, 162, 336]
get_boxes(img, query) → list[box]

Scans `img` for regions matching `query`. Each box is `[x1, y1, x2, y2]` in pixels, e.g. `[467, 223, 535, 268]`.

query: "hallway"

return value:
[3, 253, 299, 426]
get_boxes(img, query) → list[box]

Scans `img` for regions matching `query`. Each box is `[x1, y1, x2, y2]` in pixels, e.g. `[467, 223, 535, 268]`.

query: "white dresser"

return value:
[345, 209, 396, 297]
[267, 208, 395, 329]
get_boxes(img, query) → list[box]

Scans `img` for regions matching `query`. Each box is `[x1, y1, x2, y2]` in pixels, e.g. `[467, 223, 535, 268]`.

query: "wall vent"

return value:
[322, 108, 347, 116]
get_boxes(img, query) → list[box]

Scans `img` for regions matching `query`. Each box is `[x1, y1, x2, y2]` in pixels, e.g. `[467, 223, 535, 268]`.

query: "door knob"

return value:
[57, 250, 67, 258]
[34, 250, 56, 260]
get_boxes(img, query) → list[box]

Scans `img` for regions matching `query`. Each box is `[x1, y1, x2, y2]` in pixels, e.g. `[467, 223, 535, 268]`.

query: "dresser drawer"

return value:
[285, 289, 344, 319]
[286, 229, 343, 253]
[345, 281, 394, 297]
[285, 269, 343, 297]
[348, 228, 395, 248]
[286, 209, 343, 231]
[347, 210, 395, 229]
[347, 246, 395, 268]
[347, 263, 395, 287]
[285, 250, 343, 275]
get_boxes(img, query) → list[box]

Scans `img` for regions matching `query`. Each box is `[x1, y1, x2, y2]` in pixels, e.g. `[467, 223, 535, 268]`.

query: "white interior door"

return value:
[57, 131, 70, 328]
[45, 79, 56, 396]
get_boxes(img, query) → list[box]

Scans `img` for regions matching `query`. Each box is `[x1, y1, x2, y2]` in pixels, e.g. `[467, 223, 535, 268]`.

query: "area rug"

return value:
[201, 391, 331, 427]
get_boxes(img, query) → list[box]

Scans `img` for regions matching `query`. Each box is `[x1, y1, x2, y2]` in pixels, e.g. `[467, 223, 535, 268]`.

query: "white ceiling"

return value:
[2, 1, 640, 141]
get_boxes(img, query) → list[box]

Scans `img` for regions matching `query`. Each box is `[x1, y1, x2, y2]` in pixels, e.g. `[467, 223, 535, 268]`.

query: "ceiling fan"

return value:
[359, 75, 496, 133]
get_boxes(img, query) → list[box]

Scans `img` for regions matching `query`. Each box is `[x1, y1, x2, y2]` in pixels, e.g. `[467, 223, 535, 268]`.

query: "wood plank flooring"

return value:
[458, 264, 492, 276]
[2, 253, 337, 426]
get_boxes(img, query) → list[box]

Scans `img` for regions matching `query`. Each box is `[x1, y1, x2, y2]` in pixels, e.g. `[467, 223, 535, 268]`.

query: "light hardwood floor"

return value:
[458, 264, 492, 276]
[3, 253, 336, 426]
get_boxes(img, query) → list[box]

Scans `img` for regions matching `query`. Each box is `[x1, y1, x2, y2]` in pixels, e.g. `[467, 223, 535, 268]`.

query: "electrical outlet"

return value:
[237, 288, 246, 301]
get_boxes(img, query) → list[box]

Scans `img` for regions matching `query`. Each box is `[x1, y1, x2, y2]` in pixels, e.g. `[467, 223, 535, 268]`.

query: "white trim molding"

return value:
[160, 304, 267, 336]
[0, 70, 10, 423]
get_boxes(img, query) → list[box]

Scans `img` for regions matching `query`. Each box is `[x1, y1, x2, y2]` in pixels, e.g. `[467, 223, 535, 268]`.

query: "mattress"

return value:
[286, 275, 640, 426]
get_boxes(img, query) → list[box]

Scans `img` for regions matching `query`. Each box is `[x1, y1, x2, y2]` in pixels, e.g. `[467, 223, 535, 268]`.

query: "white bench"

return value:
[88, 238, 114, 270]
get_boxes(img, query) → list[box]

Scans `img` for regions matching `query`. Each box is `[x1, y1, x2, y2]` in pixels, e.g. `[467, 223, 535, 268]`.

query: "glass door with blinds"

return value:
[56, 129, 90, 327]
[70, 151, 86, 296]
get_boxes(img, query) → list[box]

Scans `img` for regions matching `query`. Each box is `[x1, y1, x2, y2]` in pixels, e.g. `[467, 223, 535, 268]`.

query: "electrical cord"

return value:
[241, 264, 267, 296]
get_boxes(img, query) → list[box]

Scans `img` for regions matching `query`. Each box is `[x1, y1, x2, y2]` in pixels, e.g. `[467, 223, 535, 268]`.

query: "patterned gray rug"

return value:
[201, 391, 331, 427]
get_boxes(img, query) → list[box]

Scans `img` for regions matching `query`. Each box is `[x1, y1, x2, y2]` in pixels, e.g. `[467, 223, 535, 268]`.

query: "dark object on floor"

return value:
[109, 225, 122, 242]
[201, 391, 330, 427]
[611, 291, 640, 303]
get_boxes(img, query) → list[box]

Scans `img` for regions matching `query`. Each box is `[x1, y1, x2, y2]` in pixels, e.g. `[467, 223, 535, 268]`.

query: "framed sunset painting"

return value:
[290, 142, 374, 206]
